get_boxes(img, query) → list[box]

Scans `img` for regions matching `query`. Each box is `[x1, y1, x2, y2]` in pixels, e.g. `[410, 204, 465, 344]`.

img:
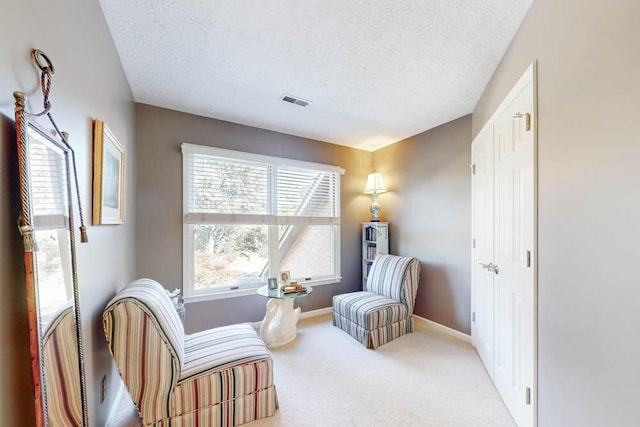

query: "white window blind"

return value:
[183, 144, 343, 224]
[277, 166, 337, 218]
[186, 154, 270, 215]
[29, 134, 68, 229]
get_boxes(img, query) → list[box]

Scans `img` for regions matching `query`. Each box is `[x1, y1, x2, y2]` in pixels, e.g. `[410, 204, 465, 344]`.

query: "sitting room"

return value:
[1, 1, 639, 426]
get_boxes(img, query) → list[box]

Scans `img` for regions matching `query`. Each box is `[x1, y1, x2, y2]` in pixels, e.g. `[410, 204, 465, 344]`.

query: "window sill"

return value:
[184, 276, 342, 303]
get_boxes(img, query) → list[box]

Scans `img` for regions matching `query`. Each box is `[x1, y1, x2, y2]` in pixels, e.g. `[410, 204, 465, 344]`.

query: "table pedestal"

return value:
[259, 298, 301, 348]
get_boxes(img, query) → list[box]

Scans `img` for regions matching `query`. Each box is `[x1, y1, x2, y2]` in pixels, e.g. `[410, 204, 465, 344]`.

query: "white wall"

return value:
[473, 1, 640, 425]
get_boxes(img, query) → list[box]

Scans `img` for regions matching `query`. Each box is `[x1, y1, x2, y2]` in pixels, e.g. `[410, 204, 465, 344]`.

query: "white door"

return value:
[471, 126, 495, 380]
[492, 80, 535, 427]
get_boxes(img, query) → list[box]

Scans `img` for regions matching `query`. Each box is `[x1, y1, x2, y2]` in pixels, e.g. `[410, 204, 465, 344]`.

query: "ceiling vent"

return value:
[281, 94, 310, 107]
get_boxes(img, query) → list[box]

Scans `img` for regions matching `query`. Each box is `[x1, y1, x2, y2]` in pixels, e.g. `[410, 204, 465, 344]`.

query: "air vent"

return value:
[281, 94, 310, 107]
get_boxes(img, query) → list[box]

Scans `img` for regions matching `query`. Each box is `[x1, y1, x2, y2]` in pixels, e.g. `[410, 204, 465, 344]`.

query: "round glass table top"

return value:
[257, 285, 313, 299]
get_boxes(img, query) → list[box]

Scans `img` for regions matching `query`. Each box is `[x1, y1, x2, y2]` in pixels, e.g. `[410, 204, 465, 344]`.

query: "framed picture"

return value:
[92, 119, 125, 225]
[279, 270, 291, 285]
[268, 277, 278, 290]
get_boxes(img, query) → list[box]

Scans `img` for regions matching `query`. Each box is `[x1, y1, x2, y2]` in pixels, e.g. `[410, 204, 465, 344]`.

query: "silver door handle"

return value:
[479, 262, 499, 274]
[479, 262, 493, 270]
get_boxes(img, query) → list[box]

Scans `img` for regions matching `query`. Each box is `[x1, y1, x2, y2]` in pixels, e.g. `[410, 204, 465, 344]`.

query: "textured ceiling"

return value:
[99, 0, 533, 151]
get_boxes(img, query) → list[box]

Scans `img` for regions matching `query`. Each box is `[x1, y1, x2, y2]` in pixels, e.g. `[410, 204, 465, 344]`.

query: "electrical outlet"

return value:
[101, 375, 107, 403]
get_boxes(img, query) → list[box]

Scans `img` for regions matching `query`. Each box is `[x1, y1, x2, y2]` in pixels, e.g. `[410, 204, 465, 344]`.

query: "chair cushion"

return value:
[173, 323, 276, 418]
[180, 323, 272, 381]
[333, 291, 409, 330]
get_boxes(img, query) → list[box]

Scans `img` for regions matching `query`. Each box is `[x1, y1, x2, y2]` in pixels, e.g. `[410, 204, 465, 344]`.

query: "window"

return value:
[182, 144, 343, 300]
[29, 133, 74, 320]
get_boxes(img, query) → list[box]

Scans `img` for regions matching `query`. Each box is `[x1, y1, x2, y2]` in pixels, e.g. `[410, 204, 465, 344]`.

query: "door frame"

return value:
[470, 61, 538, 426]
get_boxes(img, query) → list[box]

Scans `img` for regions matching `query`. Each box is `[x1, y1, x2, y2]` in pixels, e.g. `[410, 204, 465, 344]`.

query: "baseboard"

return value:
[299, 309, 470, 343]
[413, 314, 471, 343]
[105, 380, 126, 427]
[300, 306, 332, 319]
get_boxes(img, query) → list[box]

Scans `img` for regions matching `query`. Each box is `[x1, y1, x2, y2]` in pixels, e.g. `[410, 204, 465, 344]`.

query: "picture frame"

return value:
[279, 270, 291, 285]
[268, 277, 278, 290]
[92, 119, 125, 225]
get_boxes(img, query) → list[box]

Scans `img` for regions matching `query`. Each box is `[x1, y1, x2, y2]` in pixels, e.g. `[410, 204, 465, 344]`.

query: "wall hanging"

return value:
[92, 119, 126, 225]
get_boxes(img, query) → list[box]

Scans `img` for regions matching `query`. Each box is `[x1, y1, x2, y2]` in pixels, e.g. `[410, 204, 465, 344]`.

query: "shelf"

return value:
[362, 222, 389, 290]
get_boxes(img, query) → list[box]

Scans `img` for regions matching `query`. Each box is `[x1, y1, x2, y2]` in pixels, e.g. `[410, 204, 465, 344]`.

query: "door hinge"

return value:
[472, 238, 476, 248]
[470, 164, 476, 175]
[512, 112, 532, 131]
[472, 312, 476, 322]
[526, 250, 531, 267]
[526, 387, 532, 405]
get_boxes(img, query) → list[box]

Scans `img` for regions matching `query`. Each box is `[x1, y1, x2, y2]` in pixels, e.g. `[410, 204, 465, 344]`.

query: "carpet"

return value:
[112, 314, 514, 426]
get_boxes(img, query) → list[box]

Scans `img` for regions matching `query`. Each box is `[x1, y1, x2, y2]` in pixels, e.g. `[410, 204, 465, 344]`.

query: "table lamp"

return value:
[364, 172, 387, 222]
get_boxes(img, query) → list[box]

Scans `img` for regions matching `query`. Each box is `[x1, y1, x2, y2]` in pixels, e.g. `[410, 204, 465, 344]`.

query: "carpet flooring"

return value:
[111, 314, 515, 426]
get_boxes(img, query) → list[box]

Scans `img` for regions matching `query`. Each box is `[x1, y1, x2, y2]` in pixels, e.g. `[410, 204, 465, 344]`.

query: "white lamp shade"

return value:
[364, 172, 387, 194]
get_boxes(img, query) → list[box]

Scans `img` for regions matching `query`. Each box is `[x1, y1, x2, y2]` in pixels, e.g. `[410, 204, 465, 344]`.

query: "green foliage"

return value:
[194, 225, 266, 256]
[193, 224, 268, 288]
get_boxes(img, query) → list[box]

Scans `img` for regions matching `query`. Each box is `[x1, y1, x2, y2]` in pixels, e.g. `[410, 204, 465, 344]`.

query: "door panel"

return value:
[493, 82, 535, 427]
[472, 65, 536, 427]
[471, 127, 495, 380]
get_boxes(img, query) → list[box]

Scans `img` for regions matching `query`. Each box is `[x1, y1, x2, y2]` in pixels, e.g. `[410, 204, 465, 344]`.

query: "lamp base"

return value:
[369, 194, 381, 222]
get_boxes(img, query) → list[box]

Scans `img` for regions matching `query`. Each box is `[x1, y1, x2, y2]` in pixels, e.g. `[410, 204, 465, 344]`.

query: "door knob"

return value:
[479, 262, 493, 270]
[490, 264, 499, 275]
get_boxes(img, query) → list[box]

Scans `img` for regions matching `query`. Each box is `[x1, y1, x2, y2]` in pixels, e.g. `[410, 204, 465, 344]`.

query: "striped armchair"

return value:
[103, 278, 278, 426]
[332, 255, 421, 349]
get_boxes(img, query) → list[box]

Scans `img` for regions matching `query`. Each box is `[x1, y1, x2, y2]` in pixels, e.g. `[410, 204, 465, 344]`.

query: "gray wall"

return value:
[372, 116, 472, 334]
[473, 1, 640, 425]
[0, 1, 135, 425]
[135, 104, 371, 333]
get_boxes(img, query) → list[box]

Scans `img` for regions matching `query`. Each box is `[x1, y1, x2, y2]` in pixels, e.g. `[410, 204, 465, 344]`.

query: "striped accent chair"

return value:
[332, 255, 421, 349]
[103, 278, 278, 426]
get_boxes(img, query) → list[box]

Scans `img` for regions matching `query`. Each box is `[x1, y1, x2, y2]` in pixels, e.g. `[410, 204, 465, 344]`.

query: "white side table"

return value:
[257, 285, 313, 348]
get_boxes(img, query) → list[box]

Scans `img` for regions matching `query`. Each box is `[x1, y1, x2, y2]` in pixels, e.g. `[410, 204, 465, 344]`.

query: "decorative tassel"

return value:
[80, 225, 88, 243]
[18, 224, 39, 252]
